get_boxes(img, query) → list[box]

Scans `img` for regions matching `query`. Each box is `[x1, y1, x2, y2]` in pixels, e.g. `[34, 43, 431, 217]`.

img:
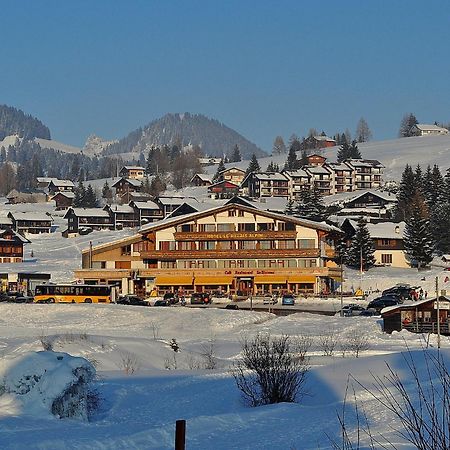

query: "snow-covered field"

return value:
[0, 303, 449, 449]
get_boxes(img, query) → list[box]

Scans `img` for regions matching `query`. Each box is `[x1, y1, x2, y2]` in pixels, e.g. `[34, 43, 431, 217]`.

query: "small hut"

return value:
[381, 296, 450, 335]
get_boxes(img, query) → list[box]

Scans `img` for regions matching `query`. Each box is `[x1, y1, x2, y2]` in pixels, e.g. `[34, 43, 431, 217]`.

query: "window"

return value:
[380, 239, 391, 246]
[198, 224, 216, 232]
[217, 223, 235, 231]
[238, 210, 245, 217]
[297, 239, 315, 249]
[181, 224, 194, 232]
[260, 241, 275, 250]
[257, 223, 274, 231]
[238, 223, 255, 232]
[159, 241, 176, 251]
[178, 241, 195, 250]
[198, 241, 216, 250]
[121, 245, 131, 255]
[381, 254, 393, 264]
[278, 240, 295, 249]
[218, 240, 234, 250]
[238, 241, 256, 250]
[228, 209, 236, 217]
[278, 222, 295, 231]
[160, 261, 176, 268]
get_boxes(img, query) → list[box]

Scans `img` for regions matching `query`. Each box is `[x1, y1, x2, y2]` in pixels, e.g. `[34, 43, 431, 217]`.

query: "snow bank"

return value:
[0, 351, 95, 420]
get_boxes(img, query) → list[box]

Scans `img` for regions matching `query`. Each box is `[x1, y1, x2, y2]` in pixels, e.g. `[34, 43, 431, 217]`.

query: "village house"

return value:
[0, 272, 51, 294]
[51, 191, 75, 210]
[241, 172, 290, 198]
[119, 166, 146, 179]
[326, 162, 354, 194]
[104, 204, 139, 229]
[282, 169, 310, 200]
[208, 180, 240, 199]
[0, 216, 13, 231]
[304, 165, 333, 196]
[155, 196, 197, 217]
[63, 208, 113, 235]
[382, 296, 450, 335]
[344, 159, 384, 190]
[47, 179, 75, 195]
[219, 167, 246, 185]
[410, 124, 449, 136]
[190, 173, 213, 187]
[36, 177, 57, 189]
[129, 200, 164, 225]
[74, 201, 341, 298]
[198, 157, 222, 166]
[306, 154, 327, 166]
[7, 212, 53, 235]
[303, 135, 336, 150]
[112, 177, 142, 201]
[6, 189, 47, 204]
[0, 229, 30, 263]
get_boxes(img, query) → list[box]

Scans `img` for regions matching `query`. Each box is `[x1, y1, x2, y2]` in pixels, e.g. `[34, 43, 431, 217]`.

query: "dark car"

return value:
[340, 304, 366, 317]
[78, 226, 93, 236]
[116, 295, 148, 306]
[367, 296, 401, 312]
[281, 294, 295, 306]
[13, 295, 34, 303]
[225, 303, 239, 310]
[154, 299, 170, 306]
[190, 293, 211, 305]
[382, 286, 412, 301]
[163, 292, 179, 305]
[359, 308, 378, 317]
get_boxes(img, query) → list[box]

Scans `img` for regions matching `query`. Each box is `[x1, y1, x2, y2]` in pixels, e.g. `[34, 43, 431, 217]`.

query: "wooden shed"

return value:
[381, 296, 450, 335]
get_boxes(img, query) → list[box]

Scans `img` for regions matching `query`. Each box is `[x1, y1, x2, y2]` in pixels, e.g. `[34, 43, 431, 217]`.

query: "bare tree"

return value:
[200, 338, 217, 370]
[355, 118, 372, 142]
[118, 351, 140, 375]
[272, 136, 287, 155]
[319, 329, 338, 356]
[231, 333, 310, 407]
[346, 330, 370, 358]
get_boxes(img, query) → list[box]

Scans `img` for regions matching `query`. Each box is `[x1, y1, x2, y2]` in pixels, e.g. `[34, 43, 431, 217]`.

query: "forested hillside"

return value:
[0, 104, 50, 140]
[104, 112, 265, 158]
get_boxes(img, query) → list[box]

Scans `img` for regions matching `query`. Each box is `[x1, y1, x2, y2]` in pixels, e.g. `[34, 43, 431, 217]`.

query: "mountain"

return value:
[103, 112, 266, 159]
[0, 104, 50, 141]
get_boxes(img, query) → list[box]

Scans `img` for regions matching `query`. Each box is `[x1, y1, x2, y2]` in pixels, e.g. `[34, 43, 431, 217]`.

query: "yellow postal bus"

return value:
[34, 284, 111, 304]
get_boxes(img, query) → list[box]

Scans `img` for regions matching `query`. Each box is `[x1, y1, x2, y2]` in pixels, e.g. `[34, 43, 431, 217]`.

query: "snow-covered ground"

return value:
[0, 303, 448, 449]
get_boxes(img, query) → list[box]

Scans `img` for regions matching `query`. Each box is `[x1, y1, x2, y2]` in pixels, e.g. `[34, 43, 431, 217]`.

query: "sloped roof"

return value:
[366, 221, 405, 239]
[414, 124, 448, 132]
[381, 296, 450, 315]
[313, 135, 336, 142]
[112, 178, 142, 188]
[8, 212, 52, 222]
[131, 201, 160, 210]
[52, 191, 75, 199]
[121, 166, 146, 171]
[49, 179, 75, 188]
[156, 196, 197, 206]
[64, 208, 110, 218]
[106, 204, 135, 214]
[191, 173, 212, 182]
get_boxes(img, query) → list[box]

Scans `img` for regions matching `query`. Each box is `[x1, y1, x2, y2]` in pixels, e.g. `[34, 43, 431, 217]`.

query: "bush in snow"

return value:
[231, 333, 310, 407]
[319, 329, 338, 356]
[0, 351, 96, 421]
[118, 351, 140, 375]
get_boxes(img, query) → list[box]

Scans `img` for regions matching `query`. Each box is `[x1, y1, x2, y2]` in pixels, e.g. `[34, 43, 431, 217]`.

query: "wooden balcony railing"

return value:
[173, 231, 297, 241]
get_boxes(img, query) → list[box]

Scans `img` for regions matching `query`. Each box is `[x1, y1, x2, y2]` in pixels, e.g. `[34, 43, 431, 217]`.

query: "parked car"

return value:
[13, 295, 34, 303]
[367, 296, 401, 312]
[337, 304, 366, 317]
[78, 226, 93, 235]
[116, 295, 148, 306]
[382, 285, 413, 301]
[163, 292, 179, 304]
[154, 299, 170, 306]
[359, 308, 378, 317]
[190, 293, 211, 305]
[225, 303, 239, 310]
[281, 294, 295, 306]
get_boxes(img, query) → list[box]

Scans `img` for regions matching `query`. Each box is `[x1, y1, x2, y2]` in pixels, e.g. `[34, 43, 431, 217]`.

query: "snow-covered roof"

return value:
[49, 179, 75, 188]
[323, 190, 396, 206]
[252, 172, 288, 181]
[381, 296, 450, 315]
[52, 191, 75, 199]
[219, 167, 246, 174]
[37, 177, 58, 184]
[65, 208, 110, 218]
[345, 159, 384, 168]
[107, 205, 135, 214]
[157, 197, 197, 206]
[366, 221, 405, 239]
[326, 162, 353, 171]
[283, 169, 309, 178]
[0, 229, 29, 243]
[0, 216, 13, 225]
[8, 212, 52, 222]
[313, 135, 336, 142]
[112, 178, 142, 188]
[191, 173, 212, 182]
[131, 201, 160, 210]
[304, 165, 331, 175]
[413, 124, 449, 132]
[121, 166, 146, 171]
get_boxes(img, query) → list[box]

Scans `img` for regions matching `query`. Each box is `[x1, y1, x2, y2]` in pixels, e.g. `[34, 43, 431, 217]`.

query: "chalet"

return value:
[241, 172, 290, 198]
[282, 169, 310, 200]
[304, 165, 333, 196]
[6, 189, 47, 204]
[47, 179, 75, 195]
[112, 178, 142, 199]
[382, 296, 450, 335]
[51, 191, 75, 210]
[208, 180, 240, 199]
[63, 208, 113, 235]
[74, 202, 341, 298]
[303, 135, 336, 150]
[307, 154, 327, 166]
[104, 204, 138, 229]
[342, 190, 396, 210]
[0, 229, 29, 263]
[7, 212, 53, 235]
[0, 216, 13, 231]
[344, 159, 384, 190]
[119, 166, 146, 179]
[190, 173, 213, 187]
[198, 157, 222, 166]
[410, 124, 449, 136]
[36, 177, 58, 189]
[155, 197, 197, 217]
[219, 167, 246, 185]
[129, 201, 164, 225]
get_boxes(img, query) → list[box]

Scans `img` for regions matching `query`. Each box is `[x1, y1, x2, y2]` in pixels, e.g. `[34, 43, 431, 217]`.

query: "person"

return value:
[419, 288, 424, 300]
[425, 291, 428, 299]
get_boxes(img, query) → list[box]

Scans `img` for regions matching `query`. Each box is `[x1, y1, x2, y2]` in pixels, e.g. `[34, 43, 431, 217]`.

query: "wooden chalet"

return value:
[129, 201, 164, 225]
[382, 296, 450, 335]
[119, 166, 146, 179]
[307, 154, 327, 166]
[74, 202, 341, 298]
[190, 173, 213, 187]
[0, 229, 30, 263]
[219, 167, 246, 185]
[155, 197, 196, 217]
[63, 208, 113, 235]
[52, 191, 75, 210]
[104, 204, 139, 229]
[6, 189, 47, 204]
[112, 177, 142, 199]
[7, 212, 53, 235]
[208, 180, 240, 199]
[47, 179, 75, 195]
[241, 172, 290, 198]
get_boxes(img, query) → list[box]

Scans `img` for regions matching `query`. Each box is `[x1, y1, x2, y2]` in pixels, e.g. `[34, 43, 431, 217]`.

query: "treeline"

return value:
[0, 104, 50, 141]
[395, 163, 450, 265]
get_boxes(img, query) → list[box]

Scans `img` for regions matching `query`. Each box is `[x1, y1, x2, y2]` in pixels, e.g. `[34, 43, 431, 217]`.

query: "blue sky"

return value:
[1, 0, 449, 152]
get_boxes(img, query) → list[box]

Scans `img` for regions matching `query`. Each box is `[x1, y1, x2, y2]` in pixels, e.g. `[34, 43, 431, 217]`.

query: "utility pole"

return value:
[436, 276, 441, 349]
[340, 258, 344, 317]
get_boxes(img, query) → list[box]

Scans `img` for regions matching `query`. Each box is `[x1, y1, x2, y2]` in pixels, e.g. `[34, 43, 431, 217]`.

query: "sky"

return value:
[1, 0, 450, 152]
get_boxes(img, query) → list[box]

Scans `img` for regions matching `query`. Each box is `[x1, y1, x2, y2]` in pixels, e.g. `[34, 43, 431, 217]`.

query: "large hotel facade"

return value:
[74, 200, 341, 297]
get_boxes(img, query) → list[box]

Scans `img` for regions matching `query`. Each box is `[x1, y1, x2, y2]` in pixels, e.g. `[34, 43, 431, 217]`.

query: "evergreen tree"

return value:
[430, 164, 445, 207]
[266, 161, 280, 172]
[334, 236, 349, 265]
[141, 176, 151, 194]
[430, 202, 450, 255]
[355, 117, 372, 142]
[295, 186, 326, 221]
[346, 217, 376, 271]
[399, 113, 418, 137]
[102, 180, 113, 200]
[394, 165, 418, 221]
[299, 149, 308, 167]
[229, 145, 242, 162]
[284, 199, 295, 216]
[404, 198, 434, 268]
[349, 140, 362, 159]
[84, 184, 98, 208]
[149, 175, 167, 197]
[422, 165, 433, 204]
[73, 180, 86, 207]
[444, 168, 450, 204]
[272, 136, 286, 155]
[246, 154, 260, 175]
[337, 141, 351, 163]
[213, 159, 226, 182]
[285, 143, 299, 170]
[414, 164, 423, 195]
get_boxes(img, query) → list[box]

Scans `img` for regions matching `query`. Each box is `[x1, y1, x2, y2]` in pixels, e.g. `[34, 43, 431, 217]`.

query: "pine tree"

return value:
[246, 154, 260, 175]
[430, 202, 450, 255]
[285, 144, 299, 170]
[404, 198, 434, 268]
[399, 113, 418, 137]
[229, 145, 242, 162]
[213, 159, 226, 182]
[334, 236, 349, 265]
[430, 164, 445, 207]
[102, 180, 112, 200]
[266, 161, 280, 172]
[337, 141, 351, 163]
[349, 140, 362, 159]
[149, 175, 166, 197]
[295, 186, 326, 221]
[84, 184, 98, 208]
[73, 180, 86, 207]
[299, 149, 308, 167]
[355, 117, 372, 142]
[141, 176, 151, 194]
[272, 136, 286, 155]
[346, 217, 376, 271]
[394, 165, 418, 221]
[284, 199, 295, 216]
